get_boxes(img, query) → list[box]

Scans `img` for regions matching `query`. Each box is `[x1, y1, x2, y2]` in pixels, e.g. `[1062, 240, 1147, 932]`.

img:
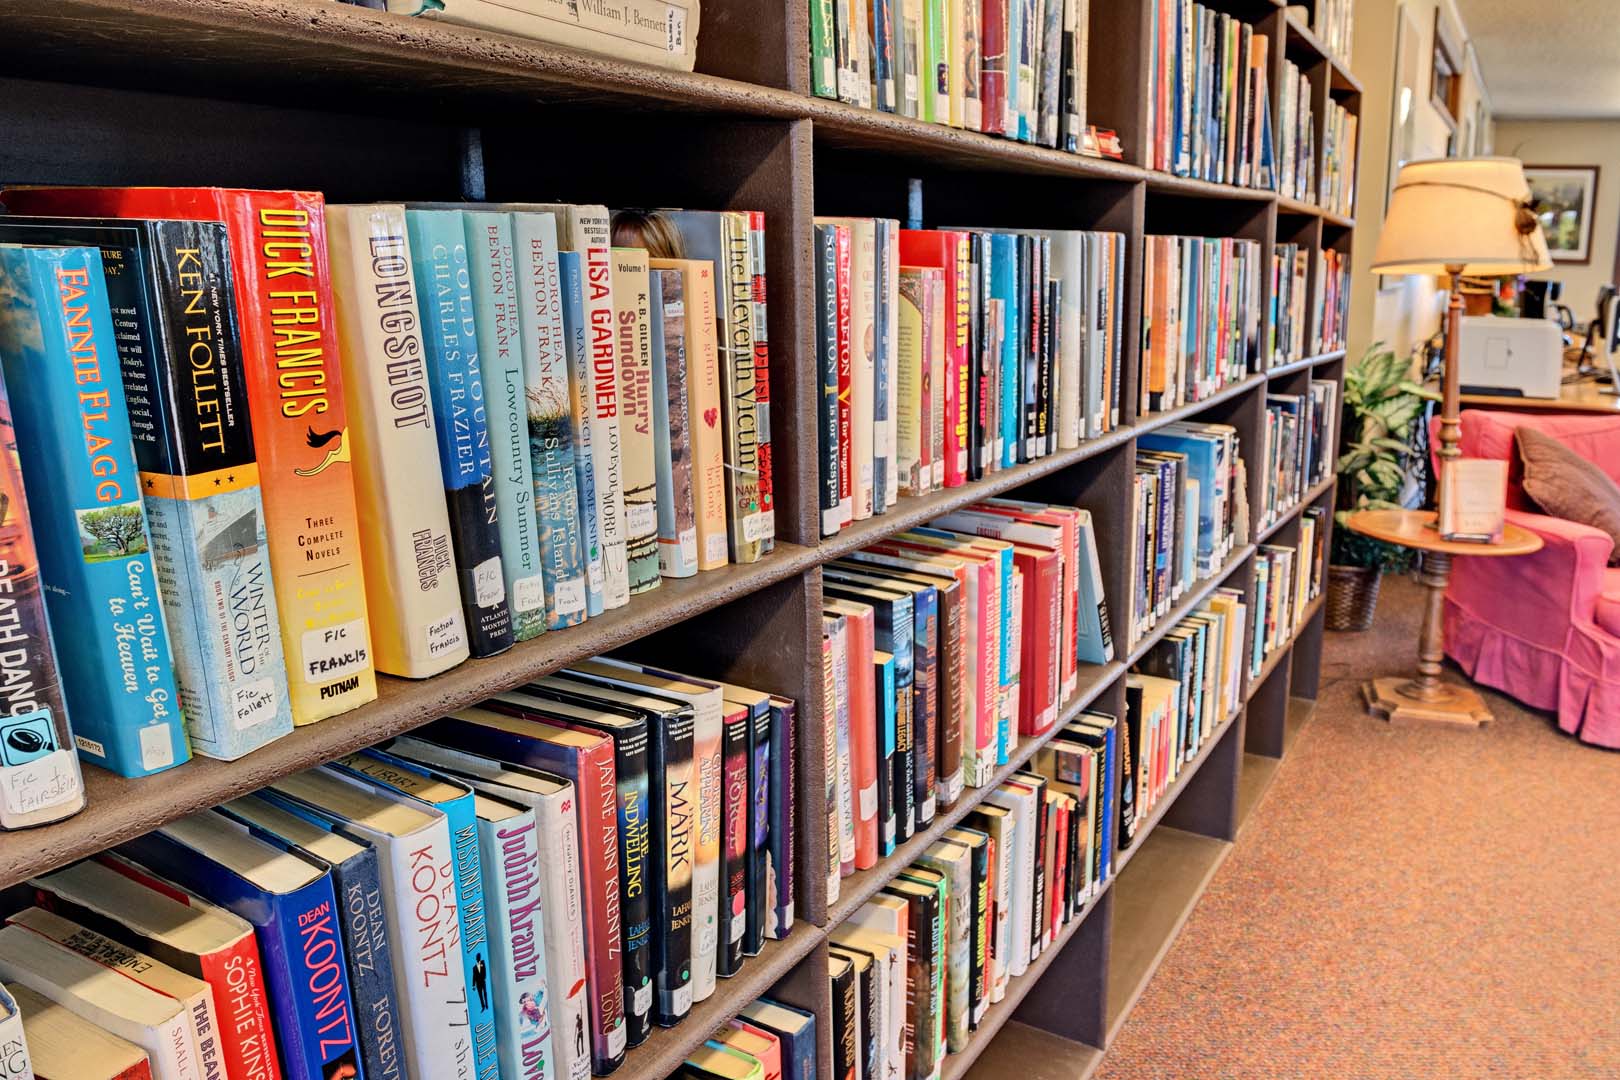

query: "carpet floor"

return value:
[1093, 572, 1620, 1079]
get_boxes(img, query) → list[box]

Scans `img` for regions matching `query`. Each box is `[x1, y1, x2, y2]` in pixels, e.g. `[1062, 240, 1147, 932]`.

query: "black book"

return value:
[883, 876, 939, 1080]
[829, 952, 858, 1080]
[1044, 276, 1061, 456]
[1014, 770, 1049, 963]
[505, 679, 658, 1044]
[829, 944, 879, 1080]
[1016, 233, 1034, 463]
[945, 826, 992, 1028]
[536, 671, 698, 1027]
[1119, 682, 1144, 849]
[814, 223, 842, 536]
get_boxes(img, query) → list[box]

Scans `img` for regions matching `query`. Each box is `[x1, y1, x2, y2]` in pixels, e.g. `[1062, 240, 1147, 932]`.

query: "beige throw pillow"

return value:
[1517, 426, 1620, 565]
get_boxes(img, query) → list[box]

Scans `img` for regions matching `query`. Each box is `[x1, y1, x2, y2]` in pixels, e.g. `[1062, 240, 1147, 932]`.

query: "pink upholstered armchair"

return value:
[1438, 410, 1620, 747]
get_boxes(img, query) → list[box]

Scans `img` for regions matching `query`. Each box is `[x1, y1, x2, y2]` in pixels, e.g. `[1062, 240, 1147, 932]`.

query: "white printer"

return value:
[1455, 315, 1564, 399]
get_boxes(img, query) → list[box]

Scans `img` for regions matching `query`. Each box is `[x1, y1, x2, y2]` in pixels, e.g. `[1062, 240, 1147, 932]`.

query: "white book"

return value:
[327, 203, 471, 678]
[0, 926, 196, 1080]
[7, 907, 221, 1080]
[384, 0, 698, 71]
[883, 221, 901, 509]
[0, 982, 29, 1080]
[1042, 230, 1086, 450]
[984, 783, 1037, 979]
[268, 767, 472, 1080]
[568, 658, 725, 992]
[381, 737, 591, 1080]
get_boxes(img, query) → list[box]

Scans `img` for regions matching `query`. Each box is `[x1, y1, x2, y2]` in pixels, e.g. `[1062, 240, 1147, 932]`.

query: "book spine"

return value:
[687, 693, 722, 998]
[0, 371, 82, 827]
[136, 220, 293, 758]
[477, 809, 558, 1080]
[923, 0, 949, 123]
[436, 791, 501, 1079]
[466, 212, 548, 642]
[744, 702, 771, 956]
[746, 212, 777, 554]
[911, 590, 939, 825]
[316, 848, 401, 1080]
[719, 214, 767, 562]
[892, 602, 917, 841]
[823, 631, 841, 906]
[829, 616, 855, 875]
[926, 271, 945, 486]
[766, 697, 796, 938]
[671, 262, 729, 572]
[870, 220, 893, 512]
[811, 0, 839, 96]
[652, 709, 696, 1024]
[872, 0, 896, 110]
[612, 249, 661, 595]
[405, 210, 515, 658]
[982, 0, 1008, 133]
[649, 269, 699, 578]
[567, 208, 631, 610]
[849, 221, 875, 522]
[875, 652, 897, 854]
[556, 251, 608, 617]
[719, 705, 751, 976]
[511, 213, 589, 629]
[896, 269, 925, 495]
[937, 583, 965, 807]
[814, 226, 842, 536]
[0, 245, 188, 778]
[327, 206, 471, 678]
[603, 730, 653, 1045]
[534, 782, 592, 1080]
[834, 225, 854, 527]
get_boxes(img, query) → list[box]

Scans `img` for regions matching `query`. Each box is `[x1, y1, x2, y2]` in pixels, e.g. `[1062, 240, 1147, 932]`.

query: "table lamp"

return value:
[1371, 157, 1552, 530]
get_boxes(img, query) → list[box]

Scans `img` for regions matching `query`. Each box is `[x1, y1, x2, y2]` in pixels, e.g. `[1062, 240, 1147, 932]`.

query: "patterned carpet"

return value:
[1095, 572, 1620, 1079]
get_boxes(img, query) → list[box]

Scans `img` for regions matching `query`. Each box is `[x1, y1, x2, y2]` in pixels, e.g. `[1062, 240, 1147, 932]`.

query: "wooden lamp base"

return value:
[1362, 676, 1493, 727]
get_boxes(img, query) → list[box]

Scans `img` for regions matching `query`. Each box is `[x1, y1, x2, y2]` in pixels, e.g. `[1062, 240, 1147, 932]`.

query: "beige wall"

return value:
[1346, 0, 1491, 365]
[1494, 119, 1620, 325]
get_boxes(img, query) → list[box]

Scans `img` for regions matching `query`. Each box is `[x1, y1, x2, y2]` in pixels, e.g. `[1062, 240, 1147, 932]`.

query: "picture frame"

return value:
[1526, 165, 1601, 264]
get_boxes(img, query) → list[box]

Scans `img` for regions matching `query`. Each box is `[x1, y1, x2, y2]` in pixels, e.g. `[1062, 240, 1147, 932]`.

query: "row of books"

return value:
[1147, 0, 1276, 190]
[681, 999, 819, 1080]
[0, 187, 774, 788]
[834, 712, 1117, 1080]
[1250, 521, 1325, 675]
[1140, 235, 1264, 415]
[1272, 242, 1312, 367]
[1124, 588, 1247, 846]
[821, 502, 1115, 894]
[810, 0, 1091, 153]
[1314, 248, 1351, 355]
[0, 656, 796, 1080]
[812, 222, 1126, 534]
[1257, 381, 1338, 530]
[1300, 0, 1354, 64]
[1321, 102, 1359, 218]
[1130, 424, 1247, 647]
[1276, 62, 1316, 205]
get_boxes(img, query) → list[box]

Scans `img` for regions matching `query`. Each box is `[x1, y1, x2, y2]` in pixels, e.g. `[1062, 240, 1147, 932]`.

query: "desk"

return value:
[1455, 378, 1620, 414]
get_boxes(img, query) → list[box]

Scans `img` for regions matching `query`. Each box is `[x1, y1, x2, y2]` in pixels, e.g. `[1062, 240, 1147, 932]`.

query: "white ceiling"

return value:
[1455, 0, 1620, 118]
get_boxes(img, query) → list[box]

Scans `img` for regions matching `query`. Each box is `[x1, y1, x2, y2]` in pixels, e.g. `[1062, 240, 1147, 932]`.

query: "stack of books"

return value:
[822, 503, 1115, 895]
[1314, 247, 1351, 354]
[812, 0, 1093, 154]
[1277, 61, 1316, 204]
[1140, 235, 1265, 414]
[1146, 0, 1277, 190]
[0, 188, 776, 790]
[0, 656, 797, 1080]
[1131, 424, 1247, 647]
[1321, 102, 1359, 217]
[812, 222, 1125, 534]
[1271, 241, 1311, 367]
[1258, 380, 1337, 527]
[1250, 517, 1325, 674]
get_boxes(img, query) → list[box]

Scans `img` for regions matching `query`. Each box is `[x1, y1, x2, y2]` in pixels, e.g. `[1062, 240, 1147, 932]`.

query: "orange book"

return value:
[4, 186, 378, 725]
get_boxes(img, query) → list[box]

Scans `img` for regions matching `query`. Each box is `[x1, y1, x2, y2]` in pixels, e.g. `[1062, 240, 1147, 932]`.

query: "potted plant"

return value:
[1326, 345, 1440, 631]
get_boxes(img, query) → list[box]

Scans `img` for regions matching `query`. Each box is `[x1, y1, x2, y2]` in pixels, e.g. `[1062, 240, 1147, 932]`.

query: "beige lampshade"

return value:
[1372, 157, 1553, 276]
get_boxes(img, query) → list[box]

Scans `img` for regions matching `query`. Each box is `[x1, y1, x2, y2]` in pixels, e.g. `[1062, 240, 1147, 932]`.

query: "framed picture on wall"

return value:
[1526, 166, 1601, 264]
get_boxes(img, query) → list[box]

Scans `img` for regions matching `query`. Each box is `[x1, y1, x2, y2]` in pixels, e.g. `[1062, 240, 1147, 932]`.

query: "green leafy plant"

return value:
[1331, 344, 1441, 571]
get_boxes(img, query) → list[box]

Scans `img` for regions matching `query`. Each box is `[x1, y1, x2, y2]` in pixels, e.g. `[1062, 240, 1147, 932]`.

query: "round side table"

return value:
[1343, 509, 1543, 726]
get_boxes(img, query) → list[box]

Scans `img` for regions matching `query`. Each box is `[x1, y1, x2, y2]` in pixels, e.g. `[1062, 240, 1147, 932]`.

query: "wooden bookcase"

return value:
[0, 2, 1361, 1077]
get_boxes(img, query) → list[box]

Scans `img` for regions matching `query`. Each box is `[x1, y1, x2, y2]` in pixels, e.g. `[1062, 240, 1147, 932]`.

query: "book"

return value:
[326, 203, 471, 678]
[0, 215, 293, 759]
[943, 826, 991, 1024]
[117, 814, 362, 1080]
[683, 1042, 763, 1080]
[5, 186, 383, 723]
[0, 366, 81, 828]
[814, 223, 844, 536]
[28, 858, 277, 1080]
[1439, 458, 1508, 542]
[379, 736, 591, 1080]
[555, 250, 609, 616]
[719, 681, 773, 957]
[720, 1022, 782, 1080]
[510, 212, 590, 630]
[649, 267, 700, 578]
[738, 1000, 816, 1080]
[406, 209, 515, 658]
[610, 248, 661, 594]
[827, 945, 874, 1080]
[914, 841, 972, 1053]
[0, 983, 25, 1080]
[829, 952, 857, 1080]
[825, 599, 879, 869]
[744, 212, 778, 555]
[465, 211, 548, 641]
[385, 0, 700, 71]
[330, 749, 499, 1077]
[0, 243, 188, 778]
[7, 981, 152, 1080]
[830, 925, 904, 1080]
[213, 793, 403, 1080]
[718, 694, 752, 975]
[765, 694, 797, 941]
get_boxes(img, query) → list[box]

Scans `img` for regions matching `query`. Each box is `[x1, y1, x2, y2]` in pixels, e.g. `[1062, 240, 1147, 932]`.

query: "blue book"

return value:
[218, 792, 405, 1080]
[988, 235, 1020, 469]
[0, 243, 188, 777]
[512, 213, 590, 630]
[874, 650, 897, 856]
[1138, 431, 1220, 574]
[739, 999, 817, 1080]
[871, 0, 895, 112]
[558, 251, 607, 618]
[405, 208, 514, 658]
[118, 812, 364, 1080]
[0, 217, 292, 761]
[333, 747, 500, 1080]
[766, 694, 796, 940]
[465, 210, 548, 643]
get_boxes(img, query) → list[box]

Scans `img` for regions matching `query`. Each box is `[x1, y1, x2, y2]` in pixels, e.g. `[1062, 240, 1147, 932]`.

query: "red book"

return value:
[827, 599, 879, 868]
[1048, 794, 1069, 942]
[981, 0, 1008, 135]
[1008, 543, 1061, 737]
[834, 224, 854, 527]
[748, 211, 776, 547]
[899, 231, 970, 487]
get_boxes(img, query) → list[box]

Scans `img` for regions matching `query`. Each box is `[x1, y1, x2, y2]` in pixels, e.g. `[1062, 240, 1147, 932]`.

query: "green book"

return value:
[811, 0, 838, 97]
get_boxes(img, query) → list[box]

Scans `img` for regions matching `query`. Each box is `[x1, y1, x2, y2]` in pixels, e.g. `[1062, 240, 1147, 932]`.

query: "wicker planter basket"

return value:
[1326, 564, 1382, 631]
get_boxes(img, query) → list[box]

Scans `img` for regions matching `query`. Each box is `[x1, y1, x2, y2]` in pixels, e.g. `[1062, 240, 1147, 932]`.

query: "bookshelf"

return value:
[0, 0, 1360, 1077]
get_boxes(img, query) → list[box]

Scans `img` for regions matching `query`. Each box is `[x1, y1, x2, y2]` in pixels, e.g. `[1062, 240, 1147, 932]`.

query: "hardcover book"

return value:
[326, 203, 470, 678]
[1, 186, 379, 726]
[0, 243, 188, 778]
[465, 211, 548, 641]
[765, 694, 797, 940]
[556, 250, 609, 616]
[738, 1000, 816, 1080]
[649, 267, 700, 578]
[745, 212, 777, 554]
[405, 209, 514, 658]
[611, 248, 662, 594]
